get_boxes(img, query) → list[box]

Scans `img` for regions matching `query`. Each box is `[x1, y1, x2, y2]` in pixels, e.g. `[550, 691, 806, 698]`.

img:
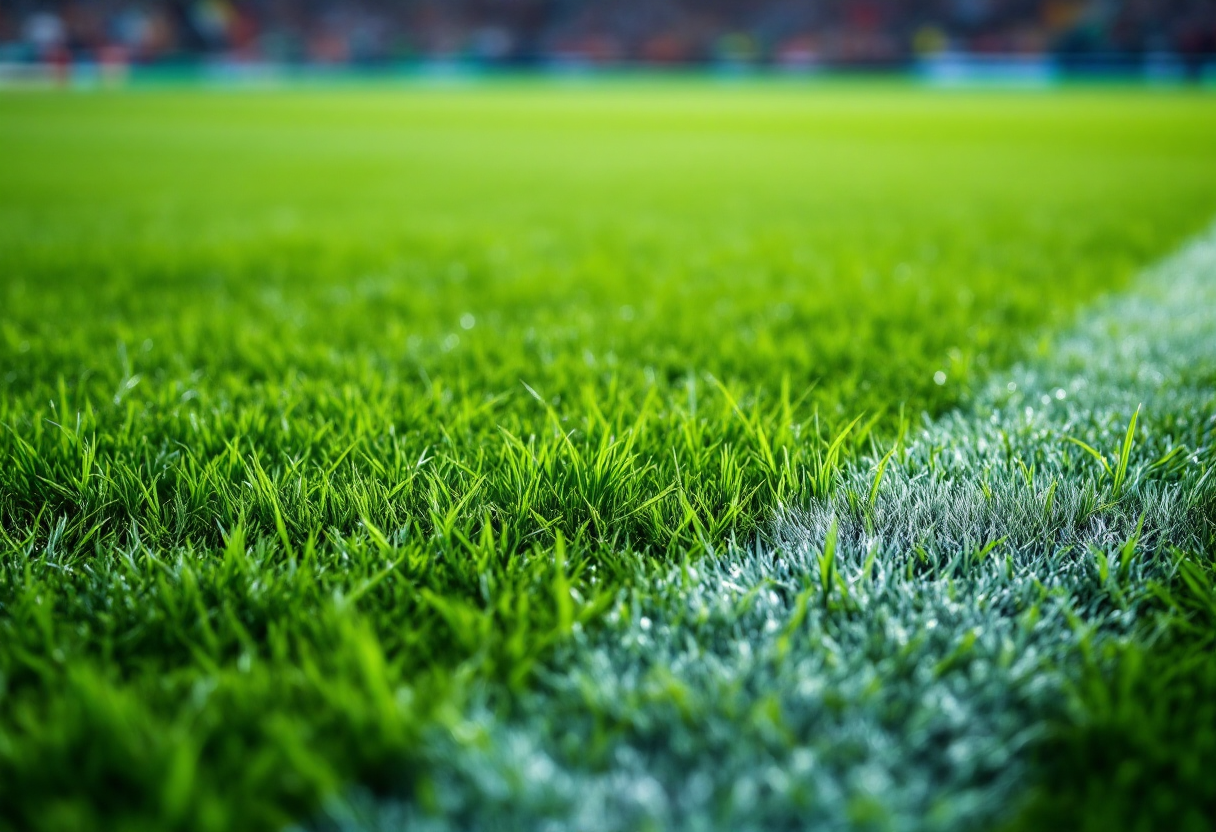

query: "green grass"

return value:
[1, 81, 1216, 831]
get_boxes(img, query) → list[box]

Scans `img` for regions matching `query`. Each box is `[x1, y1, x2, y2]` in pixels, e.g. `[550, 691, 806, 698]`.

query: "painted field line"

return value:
[307, 224, 1216, 832]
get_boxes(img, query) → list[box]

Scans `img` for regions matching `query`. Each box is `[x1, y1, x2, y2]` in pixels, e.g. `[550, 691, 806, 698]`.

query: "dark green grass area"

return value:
[1009, 547, 1216, 832]
[2, 83, 1216, 831]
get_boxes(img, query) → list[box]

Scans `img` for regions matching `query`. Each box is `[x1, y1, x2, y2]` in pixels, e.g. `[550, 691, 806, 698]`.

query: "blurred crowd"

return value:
[1, 1, 1214, 73]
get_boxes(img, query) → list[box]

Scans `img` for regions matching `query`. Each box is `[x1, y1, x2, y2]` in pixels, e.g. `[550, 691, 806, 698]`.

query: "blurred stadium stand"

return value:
[0, 1, 1214, 82]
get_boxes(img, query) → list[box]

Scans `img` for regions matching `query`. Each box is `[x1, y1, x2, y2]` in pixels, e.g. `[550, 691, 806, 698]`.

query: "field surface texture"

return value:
[1, 84, 1215, 832]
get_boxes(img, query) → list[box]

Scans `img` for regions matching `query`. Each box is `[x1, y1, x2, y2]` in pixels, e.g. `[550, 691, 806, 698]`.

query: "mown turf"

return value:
[1, 82, 1216, 831]
[306, 226, 1216, 832]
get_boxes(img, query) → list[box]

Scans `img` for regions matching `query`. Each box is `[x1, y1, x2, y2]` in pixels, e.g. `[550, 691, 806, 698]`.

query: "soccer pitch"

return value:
[2, 82, 1215, 831]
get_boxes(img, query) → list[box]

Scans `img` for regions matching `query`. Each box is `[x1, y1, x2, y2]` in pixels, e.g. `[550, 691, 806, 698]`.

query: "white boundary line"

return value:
[309, 224, 1216, 831]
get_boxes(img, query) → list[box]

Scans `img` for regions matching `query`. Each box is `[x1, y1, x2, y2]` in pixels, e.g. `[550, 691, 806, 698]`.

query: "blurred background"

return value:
[1, 0, 1215, 86]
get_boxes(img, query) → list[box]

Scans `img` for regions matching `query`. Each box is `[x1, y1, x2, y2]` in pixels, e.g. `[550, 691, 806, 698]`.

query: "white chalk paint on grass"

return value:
[307, 225, 1216, 832]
